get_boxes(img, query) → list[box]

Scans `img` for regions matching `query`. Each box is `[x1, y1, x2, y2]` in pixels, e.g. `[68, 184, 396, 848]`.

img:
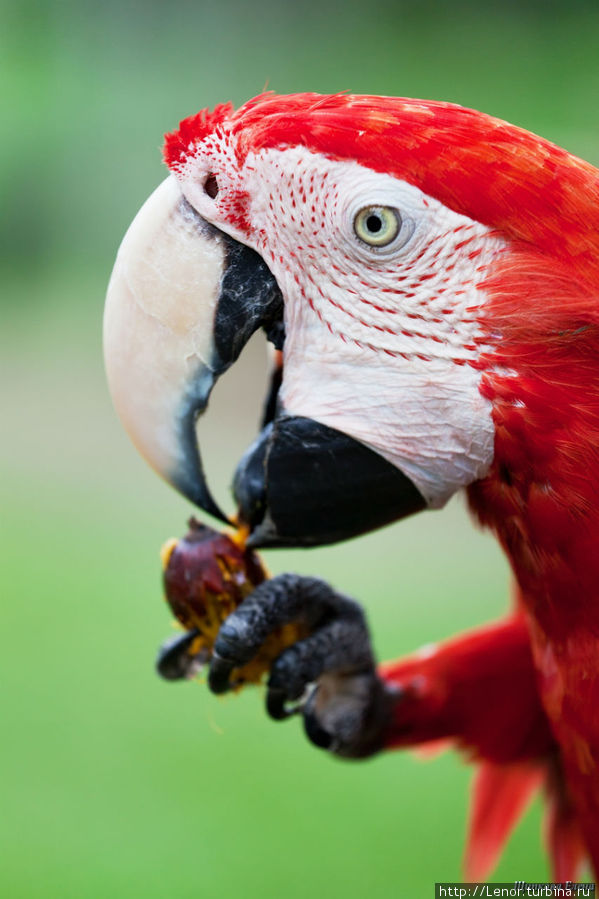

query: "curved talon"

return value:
[266, 687, 302, 720]
[156, 629, 205, 681]
[303, 697, 334, 750]
[207, 653, 237, 694]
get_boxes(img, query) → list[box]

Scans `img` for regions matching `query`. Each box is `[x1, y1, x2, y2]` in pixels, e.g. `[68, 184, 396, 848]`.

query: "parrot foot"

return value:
[207, 574, 393, 758]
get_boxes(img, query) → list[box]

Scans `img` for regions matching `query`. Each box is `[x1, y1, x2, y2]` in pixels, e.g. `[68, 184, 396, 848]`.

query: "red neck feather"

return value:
[468, 244, 599, 635]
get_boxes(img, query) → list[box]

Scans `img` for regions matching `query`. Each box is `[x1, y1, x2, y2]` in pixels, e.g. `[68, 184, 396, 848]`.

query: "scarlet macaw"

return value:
[104, 93, 599, 880]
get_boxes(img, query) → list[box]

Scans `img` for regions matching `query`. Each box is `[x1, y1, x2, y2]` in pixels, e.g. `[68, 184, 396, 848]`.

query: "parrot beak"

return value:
[103, 175, 283, 522]
[104, 176, 425, 546]
[232, 415, 426, 547]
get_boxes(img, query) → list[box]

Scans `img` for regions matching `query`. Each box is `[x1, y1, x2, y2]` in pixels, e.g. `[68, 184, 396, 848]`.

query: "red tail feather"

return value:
[544, 764, 587, 883]
[464, 761, 543, 881]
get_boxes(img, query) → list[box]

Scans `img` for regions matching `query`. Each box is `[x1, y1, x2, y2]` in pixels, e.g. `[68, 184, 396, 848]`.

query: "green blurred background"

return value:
[3, 1, 599, 895]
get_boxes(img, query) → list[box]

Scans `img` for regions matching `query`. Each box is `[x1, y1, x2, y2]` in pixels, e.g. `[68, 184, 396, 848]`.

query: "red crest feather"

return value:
[163, 101, 234, 171]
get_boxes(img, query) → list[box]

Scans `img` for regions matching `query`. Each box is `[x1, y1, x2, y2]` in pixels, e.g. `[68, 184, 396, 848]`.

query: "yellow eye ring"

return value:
[353, 206, 401, 247]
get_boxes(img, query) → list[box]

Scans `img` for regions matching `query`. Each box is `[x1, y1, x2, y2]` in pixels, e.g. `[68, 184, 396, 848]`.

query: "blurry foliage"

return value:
[2, 1, 599, 896]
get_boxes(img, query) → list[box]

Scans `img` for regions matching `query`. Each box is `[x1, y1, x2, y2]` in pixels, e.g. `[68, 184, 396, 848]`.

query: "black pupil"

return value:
[366, 214, 383, 233]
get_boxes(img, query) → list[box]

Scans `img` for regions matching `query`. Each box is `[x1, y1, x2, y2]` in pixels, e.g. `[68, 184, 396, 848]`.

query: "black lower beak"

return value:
[233, 415, 426, 547]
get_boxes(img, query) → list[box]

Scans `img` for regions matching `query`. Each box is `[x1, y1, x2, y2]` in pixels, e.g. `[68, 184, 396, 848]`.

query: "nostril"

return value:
[204, 174, 219, 198]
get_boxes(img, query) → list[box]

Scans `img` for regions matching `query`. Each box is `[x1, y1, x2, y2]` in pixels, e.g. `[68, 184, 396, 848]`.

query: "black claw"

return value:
[266, 687, 300, 720]
[156, 629, 205, 681]
[303, 706, 333, 750]
[207, 653, 236, 694]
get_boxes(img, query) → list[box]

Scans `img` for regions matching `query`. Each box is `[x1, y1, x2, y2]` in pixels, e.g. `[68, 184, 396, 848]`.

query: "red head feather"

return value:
[165, 92, 599, 286]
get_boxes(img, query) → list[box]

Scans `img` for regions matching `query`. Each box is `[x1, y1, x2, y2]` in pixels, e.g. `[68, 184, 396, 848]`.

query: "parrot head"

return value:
[104, 93, 599, 548]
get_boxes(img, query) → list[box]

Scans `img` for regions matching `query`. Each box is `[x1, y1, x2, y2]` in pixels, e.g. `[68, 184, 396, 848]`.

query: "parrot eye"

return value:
[353, 206, 400, 247]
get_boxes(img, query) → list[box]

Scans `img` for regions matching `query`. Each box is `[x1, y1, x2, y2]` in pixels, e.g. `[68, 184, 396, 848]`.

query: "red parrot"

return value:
[103, 93, 599, 881]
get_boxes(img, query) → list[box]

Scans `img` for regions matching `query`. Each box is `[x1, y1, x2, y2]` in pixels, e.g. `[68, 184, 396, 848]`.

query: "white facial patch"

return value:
[178, 142, 506, 508]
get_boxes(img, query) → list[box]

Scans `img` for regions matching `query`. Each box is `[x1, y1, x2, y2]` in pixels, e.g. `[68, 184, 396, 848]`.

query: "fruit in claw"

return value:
[159, 518, 303, 688]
